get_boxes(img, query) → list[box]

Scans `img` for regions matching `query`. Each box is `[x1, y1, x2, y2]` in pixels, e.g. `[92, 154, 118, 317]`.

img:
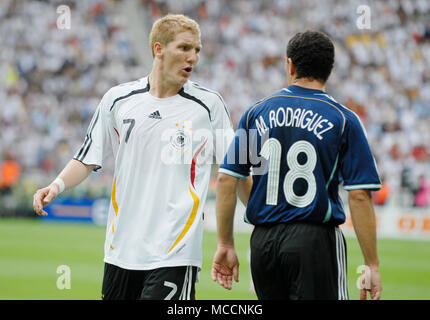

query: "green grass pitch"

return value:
[0, 218, 429, 300]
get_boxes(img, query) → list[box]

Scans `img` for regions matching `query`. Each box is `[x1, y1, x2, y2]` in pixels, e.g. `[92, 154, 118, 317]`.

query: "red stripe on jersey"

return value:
[191, 139, 208, 189]
[114, 127, 120, 144]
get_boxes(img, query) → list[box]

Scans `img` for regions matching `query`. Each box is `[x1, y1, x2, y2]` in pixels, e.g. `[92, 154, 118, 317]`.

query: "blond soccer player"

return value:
[33, 14, 236, 300]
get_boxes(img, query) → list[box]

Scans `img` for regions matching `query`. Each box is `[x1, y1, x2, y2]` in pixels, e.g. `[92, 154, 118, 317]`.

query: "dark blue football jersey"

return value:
[219, 85, 381, 225]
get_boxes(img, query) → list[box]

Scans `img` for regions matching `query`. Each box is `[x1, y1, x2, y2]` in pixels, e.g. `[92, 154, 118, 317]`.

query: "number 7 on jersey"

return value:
[123, 119, 135, 143]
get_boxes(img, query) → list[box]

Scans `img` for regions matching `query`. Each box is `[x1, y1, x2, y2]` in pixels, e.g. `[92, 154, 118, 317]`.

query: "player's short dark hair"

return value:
[286, 31, 335, 82]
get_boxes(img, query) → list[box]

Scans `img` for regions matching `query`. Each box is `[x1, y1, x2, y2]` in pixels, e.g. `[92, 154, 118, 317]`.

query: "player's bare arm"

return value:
[33, 159, 97, 216]
[237, 175, 252, 206]
[212, 173, 240, 290]
[348, 189, 382, 300]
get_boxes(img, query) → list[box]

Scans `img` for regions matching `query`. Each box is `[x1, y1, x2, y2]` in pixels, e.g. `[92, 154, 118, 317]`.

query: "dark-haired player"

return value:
[212, 31, 382, 300]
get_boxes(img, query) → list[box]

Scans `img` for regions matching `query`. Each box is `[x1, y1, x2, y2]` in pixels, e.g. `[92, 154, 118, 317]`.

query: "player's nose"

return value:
[186, 50, 199, 65]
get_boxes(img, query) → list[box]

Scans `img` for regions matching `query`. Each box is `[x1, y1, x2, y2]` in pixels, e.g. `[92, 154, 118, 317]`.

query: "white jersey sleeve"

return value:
[73, 90, 116, 170]
[210, 93, 235, 164]
[184, 81, 234, 165]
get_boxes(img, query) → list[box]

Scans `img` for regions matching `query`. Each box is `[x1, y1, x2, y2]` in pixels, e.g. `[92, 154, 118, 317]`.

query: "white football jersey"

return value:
[74, 76, 233, 270]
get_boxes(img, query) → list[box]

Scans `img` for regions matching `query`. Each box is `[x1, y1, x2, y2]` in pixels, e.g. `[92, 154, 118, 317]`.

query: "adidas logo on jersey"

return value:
[148, 110, 162, 119]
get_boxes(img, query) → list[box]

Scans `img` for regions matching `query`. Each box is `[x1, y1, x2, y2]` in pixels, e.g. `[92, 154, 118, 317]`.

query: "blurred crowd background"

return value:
[0, 0, 429, 216]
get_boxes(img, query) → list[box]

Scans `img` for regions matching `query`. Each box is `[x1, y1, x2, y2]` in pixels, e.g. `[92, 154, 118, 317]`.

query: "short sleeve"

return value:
[210, 95, 235, 164]
[340, 114, 381, 191]
[219, 111, 251, 179]
[73, 91, 114, 171]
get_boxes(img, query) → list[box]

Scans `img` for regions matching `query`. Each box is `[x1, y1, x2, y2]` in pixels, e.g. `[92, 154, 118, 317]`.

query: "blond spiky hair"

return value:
[149, 14, 201, 58]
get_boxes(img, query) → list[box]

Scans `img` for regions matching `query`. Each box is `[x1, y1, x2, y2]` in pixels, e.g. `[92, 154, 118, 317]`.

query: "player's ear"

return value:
[287, 57, 295, 77]
[153, 42, 163, 59]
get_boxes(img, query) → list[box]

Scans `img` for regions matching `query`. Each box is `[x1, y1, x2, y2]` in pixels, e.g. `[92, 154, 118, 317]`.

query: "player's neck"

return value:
[148, 71, 184, 98]
[291, 78, 326, 92]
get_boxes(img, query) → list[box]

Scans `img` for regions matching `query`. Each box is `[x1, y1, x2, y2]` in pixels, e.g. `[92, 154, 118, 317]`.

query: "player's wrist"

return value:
[52, 177, 65, 194]
[365, 261, 380, 269]
[217, 241, 235, 249]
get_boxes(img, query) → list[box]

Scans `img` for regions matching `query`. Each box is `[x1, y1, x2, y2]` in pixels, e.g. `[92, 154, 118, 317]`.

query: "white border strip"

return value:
[344, 184, 382, 190]
[335, 228, 348, 300]
[218, 168, 249, 180]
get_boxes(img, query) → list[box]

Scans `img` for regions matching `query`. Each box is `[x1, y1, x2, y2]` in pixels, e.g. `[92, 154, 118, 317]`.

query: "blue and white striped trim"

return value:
[218, 168, 249, 179]
[343, 184, 382, 190]
[323, 201, 332, 223]
[322, 154, 339, 223]
[335, 227, 348, 300]
[326, 154, 339, 190]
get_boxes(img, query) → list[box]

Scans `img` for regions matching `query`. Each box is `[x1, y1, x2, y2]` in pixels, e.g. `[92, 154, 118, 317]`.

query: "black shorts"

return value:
[101, 263, 198, 300]
[250, 222, 348, 300]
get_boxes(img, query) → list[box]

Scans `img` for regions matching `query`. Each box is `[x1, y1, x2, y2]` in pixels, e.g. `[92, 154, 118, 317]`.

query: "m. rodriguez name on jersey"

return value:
[255, 106, 334, 140]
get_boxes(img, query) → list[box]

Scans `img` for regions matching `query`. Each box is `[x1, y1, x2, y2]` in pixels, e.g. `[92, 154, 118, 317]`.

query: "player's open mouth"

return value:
[183, 67, 192, 74]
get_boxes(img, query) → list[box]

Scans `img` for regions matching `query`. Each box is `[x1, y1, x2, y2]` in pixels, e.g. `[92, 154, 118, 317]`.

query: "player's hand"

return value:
[211, 244, 239, 290]
[33, 184, 60, 216]
[360, 265, 382, 300]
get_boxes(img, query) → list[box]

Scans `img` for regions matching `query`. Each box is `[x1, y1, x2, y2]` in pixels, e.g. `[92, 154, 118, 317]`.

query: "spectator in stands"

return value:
[0, 152, 21, 195]
[400, 166, 415, 206]
[373, 178, 390, 206]
[414, 175, 429, 207]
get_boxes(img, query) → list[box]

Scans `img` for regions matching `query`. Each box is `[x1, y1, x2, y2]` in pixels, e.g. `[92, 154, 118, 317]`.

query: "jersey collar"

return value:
[286, 85, 326, 94]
